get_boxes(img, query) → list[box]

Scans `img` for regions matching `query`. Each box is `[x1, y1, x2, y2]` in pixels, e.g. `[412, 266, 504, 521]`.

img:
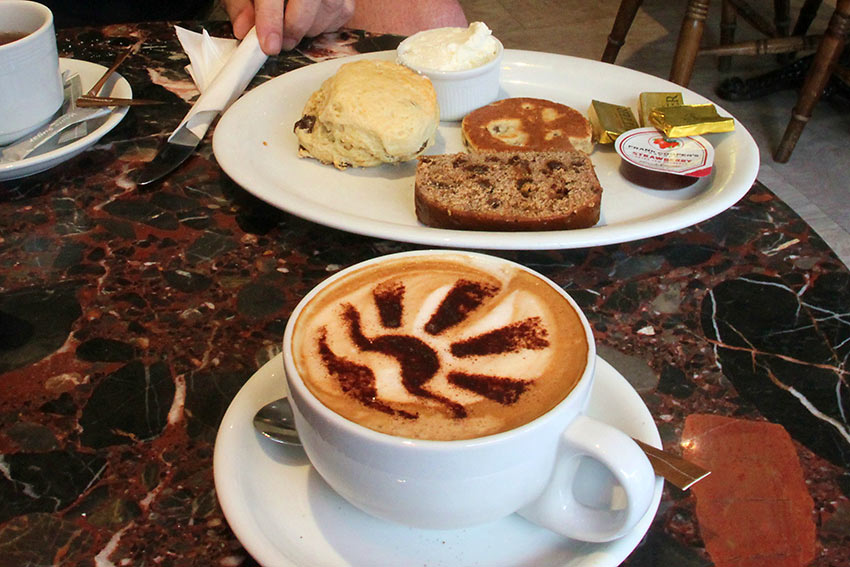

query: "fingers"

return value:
[254, 0, 286, 54]
[304, 0, 355, 38]
[333, 0, 357, 30]
[223, 0, 256, 39]
[281, 0, 320, 51]
[283, 0, 355, 50]
[229, 0, 356, 55]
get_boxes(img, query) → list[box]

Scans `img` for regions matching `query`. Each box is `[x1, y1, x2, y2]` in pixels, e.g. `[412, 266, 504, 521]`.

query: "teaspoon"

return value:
[253, 397, 302, 446]
[252, 397, 710, 490]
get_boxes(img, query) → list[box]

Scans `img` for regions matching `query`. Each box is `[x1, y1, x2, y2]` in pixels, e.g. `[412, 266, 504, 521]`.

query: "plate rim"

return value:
[0, 57, 131, 180]
[213, 49, 759, 250]
[213, 353, 664, 567]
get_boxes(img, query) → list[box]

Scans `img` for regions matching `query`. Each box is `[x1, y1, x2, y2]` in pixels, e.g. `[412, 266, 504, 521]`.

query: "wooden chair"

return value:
[601, 0, 850, 161]
[774, 0, 850, 161]
[601, 0, 644, 65]
[602, 0, 823, 81]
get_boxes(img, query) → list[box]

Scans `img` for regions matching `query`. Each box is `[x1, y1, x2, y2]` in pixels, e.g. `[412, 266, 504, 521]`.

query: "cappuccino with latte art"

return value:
[283, 250, 655, 540]
[291, 253, 588, 440]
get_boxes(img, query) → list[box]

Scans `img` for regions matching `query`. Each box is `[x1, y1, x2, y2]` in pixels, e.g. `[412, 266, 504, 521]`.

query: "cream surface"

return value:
[397, 22, 500, 72]
[291, 254, 589, 440]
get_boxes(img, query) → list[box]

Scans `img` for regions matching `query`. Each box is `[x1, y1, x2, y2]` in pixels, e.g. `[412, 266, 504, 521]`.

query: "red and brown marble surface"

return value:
[0, 22, 848, 567]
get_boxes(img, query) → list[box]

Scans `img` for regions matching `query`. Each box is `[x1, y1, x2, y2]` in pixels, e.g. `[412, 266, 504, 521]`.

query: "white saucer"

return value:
[214, 354, 663, 567]
[0, 58, 131, 181]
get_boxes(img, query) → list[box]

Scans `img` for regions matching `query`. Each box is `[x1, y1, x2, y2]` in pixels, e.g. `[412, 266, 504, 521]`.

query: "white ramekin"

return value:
[397, 37, 504, 122]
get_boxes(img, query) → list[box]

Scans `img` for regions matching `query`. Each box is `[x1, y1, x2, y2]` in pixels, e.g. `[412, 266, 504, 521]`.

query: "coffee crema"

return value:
[291, 254, 588, 440]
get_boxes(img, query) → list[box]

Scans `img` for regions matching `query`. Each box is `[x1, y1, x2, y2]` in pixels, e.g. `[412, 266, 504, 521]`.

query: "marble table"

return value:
[0, 21, 848, 567]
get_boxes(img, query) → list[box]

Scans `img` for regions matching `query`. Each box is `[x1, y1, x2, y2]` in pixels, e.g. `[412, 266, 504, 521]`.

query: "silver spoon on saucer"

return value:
[253, 397, 302, 446]
[252, 397, 711, 490]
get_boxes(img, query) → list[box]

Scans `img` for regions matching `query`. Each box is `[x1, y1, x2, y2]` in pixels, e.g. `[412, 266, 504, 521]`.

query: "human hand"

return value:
[224, 0, 355, 55]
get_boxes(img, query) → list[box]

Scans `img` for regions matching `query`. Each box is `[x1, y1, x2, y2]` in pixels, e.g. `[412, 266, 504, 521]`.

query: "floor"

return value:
[457, 0, 850, 266]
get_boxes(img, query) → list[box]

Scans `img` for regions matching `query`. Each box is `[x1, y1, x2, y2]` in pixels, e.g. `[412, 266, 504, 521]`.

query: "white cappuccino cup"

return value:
[283, 250, 656, 542]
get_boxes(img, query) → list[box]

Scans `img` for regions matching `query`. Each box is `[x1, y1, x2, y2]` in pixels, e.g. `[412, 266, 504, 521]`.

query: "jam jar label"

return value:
[615, 127, 714, 177]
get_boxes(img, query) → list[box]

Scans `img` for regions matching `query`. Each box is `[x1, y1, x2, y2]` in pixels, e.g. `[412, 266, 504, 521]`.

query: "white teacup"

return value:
[0, 1, 64, 145]
[282, 250, 655, 542]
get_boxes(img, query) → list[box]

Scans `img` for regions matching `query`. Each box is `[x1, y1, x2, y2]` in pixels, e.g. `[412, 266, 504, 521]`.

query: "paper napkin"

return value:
[169, 26, 267, 143]
[175, 26, 238, 93]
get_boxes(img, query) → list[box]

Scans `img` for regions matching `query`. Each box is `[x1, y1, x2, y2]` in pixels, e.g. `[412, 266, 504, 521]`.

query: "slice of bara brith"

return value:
[414, 151, 602, 231]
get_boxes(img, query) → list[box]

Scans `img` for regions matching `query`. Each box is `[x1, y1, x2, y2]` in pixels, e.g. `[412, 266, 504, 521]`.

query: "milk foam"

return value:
[292, 254, 588, 440]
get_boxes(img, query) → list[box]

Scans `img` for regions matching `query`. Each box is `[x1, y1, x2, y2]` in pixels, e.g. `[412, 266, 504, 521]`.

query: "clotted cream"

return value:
[397, 22, 500, 72]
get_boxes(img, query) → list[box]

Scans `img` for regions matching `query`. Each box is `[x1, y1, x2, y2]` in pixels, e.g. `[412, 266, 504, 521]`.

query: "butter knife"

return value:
[136, 123, 205, 185]
[136, 27, 267, 186]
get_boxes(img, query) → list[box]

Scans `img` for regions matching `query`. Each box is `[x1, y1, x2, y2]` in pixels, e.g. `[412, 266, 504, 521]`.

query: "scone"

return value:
[461, 97, 594, 154]
[294, 59, 439, 169]
[414, 151, 602, 231]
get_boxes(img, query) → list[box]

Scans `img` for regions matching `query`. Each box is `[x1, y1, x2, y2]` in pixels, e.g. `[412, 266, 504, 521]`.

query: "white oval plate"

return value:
[0, 58, 130, 181]
[214, 354, 663, 567]
[213, 50, 759, 250]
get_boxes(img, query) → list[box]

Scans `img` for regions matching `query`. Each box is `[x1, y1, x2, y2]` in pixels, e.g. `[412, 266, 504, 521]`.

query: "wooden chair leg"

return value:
[670, 0, 712, 86]
[786, 0, 823, 61]
[774, 0, 791, 36]
[775, 0, 794, 63]
[774, 0, 850, 162]
[719, 0, 737, 71]
[602, 0, 644, 63]
[726, 0, 776, 35]
[793, 0, 823, 35]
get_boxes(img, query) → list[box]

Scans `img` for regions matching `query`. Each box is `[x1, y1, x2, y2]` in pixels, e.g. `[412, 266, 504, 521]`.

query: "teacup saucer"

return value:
[0, 58, 130, 181]
[214, 354, 663, 567]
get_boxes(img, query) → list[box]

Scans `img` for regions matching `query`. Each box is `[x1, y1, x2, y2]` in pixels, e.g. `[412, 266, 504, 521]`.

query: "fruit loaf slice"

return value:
[414, 151, 602, 231]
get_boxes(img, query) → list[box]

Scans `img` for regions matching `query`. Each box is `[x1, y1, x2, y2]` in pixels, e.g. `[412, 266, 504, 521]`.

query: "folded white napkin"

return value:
[175, 26, 238, 93]
[170, 26, 267, 143]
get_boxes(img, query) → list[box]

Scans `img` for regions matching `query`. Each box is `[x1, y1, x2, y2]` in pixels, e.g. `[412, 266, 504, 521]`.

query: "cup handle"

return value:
[517, 414, 655, 542]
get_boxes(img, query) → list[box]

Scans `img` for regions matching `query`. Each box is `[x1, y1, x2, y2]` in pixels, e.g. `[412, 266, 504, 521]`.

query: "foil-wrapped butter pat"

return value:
[649, 104, 735, 138]
[638, 92, 683, 126]
[588, 100, 639, 144]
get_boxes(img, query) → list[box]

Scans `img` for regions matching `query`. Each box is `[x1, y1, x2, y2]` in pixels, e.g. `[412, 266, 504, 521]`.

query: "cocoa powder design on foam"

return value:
[315, 278, 550, 420]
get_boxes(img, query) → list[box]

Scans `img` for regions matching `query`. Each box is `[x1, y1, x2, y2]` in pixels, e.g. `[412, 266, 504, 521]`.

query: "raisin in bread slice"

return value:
[414, 151, 602, 231]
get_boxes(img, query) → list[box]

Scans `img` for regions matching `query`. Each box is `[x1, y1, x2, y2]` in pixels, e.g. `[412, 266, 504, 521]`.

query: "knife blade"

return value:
[135, 27, 266, 186]
[136, 124, 203, 185]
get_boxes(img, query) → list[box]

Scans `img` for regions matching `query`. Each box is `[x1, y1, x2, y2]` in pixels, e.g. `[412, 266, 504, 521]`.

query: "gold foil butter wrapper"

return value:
[588, 100, 639, 144]
[649, 104, 735, 138]
[639, 92, 683, 126]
